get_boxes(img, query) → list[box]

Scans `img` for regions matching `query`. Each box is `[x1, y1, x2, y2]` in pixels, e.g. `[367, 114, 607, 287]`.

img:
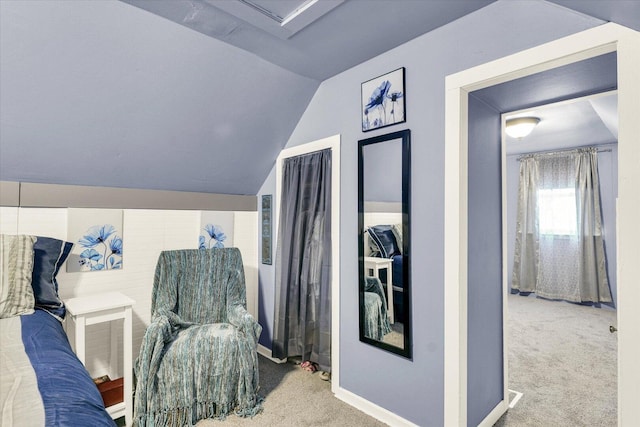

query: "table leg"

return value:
[385, 263, 395, 324]
[75, 315, 86, 365]
[123, 307, 133, 425]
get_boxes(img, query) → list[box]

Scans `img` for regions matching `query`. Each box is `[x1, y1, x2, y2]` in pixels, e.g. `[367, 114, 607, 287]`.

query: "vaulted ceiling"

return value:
[121, 0, 640, 81]
[120, 0, 496, 81]
[1, 0, 638, 195]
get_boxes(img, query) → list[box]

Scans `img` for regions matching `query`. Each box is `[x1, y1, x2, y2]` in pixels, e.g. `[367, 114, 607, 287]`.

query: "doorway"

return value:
[498, 92, 619, 425]
[443, 23, 640, 426]
[273, 134, 341, 394]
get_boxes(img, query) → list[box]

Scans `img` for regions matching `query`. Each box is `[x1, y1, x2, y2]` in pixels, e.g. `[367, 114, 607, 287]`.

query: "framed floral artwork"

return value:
[361, 67, 405, 132]
[67, 209, 123, 272]
[199, 211, 234, 249]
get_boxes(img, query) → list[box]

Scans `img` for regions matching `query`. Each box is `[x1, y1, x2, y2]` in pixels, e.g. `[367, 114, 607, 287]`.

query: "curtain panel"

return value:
[272, 149, 332, 372]
[512, 148, 612, 304]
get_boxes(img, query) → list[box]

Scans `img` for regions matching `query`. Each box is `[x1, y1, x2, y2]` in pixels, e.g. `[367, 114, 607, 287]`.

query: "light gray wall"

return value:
[257, 1, 602, 424]
[467, 95, 503, 426]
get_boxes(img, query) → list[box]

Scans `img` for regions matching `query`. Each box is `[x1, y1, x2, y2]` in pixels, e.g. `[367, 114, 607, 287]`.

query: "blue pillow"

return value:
[31, 236, 73, 318]
[367, 225, 400, 258]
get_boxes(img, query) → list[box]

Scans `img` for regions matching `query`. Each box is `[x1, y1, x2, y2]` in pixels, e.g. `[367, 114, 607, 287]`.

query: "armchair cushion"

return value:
[134, 248, 262, 426]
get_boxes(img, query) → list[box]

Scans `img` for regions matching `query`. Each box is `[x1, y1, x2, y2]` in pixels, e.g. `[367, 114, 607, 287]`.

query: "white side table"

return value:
[364, 256, 394, 323]
[65, 292, 135, 426]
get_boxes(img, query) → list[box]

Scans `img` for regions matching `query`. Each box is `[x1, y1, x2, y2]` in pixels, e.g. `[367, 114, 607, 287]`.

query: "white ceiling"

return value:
[504, 92, 618, 155]
[471, 51, 618, 155]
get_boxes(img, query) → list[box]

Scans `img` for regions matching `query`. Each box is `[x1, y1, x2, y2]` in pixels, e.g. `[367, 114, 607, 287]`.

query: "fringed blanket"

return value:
[134, 248, 262, 427]
[362, 276, 392, 340]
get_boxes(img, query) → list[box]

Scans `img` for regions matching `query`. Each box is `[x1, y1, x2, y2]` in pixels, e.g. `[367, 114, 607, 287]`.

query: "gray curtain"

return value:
[512, 148, 612, 303]
[272, 149, 332, 372]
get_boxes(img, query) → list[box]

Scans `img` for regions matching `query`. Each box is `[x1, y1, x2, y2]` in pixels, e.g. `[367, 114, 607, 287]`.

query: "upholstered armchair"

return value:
[134, 248, 262, 426]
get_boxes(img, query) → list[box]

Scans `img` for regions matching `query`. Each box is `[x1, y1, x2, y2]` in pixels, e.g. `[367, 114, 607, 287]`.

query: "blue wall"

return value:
[467, 95, 504, 426]
[257, 2, 603, 424]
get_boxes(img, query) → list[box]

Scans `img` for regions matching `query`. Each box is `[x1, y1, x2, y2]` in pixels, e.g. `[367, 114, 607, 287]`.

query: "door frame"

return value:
[443, 23, 640, 426]
[275, 134, 341, 394]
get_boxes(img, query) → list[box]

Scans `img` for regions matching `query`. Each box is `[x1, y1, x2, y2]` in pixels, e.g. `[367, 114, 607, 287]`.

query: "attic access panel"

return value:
[214, 0, 345, 39]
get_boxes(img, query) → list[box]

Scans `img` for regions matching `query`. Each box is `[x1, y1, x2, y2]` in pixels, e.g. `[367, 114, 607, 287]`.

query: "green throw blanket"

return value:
[362, 276, 392, 340]
[134, 248, 262, 426]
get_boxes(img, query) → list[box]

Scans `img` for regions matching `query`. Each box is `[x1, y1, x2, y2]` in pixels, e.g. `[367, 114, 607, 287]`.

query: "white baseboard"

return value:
[508, 389, 523, 409]
[334, 386, 419, 427]
[478, 399, 508, 427]
[257, 344, 286, 364]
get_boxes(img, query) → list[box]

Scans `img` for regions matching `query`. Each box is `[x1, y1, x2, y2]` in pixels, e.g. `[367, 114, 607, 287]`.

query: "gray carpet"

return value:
[495, 294, 617, 426]
[195, 356, 386, 427]
[382, 322, 404, 348]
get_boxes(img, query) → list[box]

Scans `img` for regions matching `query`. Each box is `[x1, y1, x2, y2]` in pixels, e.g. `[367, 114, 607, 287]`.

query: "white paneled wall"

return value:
[0, 207, 258, 379]
[234, 211, 259, 319]
[364, 212, 403, 228]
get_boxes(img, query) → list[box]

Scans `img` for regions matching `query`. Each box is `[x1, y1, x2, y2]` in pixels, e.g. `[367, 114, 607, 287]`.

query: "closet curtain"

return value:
[272, 149, 332, 372]
[512, 148, 612, 303]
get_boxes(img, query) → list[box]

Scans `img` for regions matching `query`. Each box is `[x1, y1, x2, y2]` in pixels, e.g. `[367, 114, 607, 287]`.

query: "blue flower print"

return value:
[107, 237, 123, 269]
[78, 224, 116, 248]
[200, 224, 227, 249]
[77, 223, 123, 271]
[364, 80, 391, 128]
[109, 236, 123, 255]
[79, 248, 104, 271]
[386, 91, 403, 123]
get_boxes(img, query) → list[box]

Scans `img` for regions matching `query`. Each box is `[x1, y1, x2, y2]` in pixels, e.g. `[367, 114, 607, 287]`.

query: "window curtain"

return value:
[272, 149, 332, 372]
[512, 148, 612, 303]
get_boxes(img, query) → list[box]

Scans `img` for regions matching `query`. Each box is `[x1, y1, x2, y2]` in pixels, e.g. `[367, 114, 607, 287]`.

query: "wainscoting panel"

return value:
[2, 207, 258, 380]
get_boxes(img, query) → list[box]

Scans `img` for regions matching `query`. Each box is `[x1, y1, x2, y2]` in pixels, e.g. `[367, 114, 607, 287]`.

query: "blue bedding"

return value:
[391, 254, 403, 289]
[2, 309, 115, 426]
[376, 255, 404, 290]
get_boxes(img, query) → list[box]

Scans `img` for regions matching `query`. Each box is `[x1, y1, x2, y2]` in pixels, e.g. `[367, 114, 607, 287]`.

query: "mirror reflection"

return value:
[358, 129, 411, 358]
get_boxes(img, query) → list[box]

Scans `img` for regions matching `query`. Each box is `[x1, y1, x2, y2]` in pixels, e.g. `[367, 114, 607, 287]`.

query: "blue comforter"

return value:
[1, 309, 115, 426]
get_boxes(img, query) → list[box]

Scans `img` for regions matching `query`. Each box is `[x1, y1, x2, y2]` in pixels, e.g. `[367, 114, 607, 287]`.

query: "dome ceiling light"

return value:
[505, 117, 540, 139]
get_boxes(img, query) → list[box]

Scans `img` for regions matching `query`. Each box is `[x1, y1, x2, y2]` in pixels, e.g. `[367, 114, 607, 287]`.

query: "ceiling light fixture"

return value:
[505, 117, 540, 139]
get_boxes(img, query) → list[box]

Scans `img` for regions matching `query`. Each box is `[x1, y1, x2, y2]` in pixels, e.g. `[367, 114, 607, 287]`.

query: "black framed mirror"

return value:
[358, 129, 411, 358]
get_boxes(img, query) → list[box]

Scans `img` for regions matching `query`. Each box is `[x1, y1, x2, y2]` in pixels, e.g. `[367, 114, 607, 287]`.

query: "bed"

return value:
[0, 234, 115, 426]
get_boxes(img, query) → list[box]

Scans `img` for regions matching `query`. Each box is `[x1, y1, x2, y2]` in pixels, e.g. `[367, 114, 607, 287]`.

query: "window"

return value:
[537, 188, 577, 235]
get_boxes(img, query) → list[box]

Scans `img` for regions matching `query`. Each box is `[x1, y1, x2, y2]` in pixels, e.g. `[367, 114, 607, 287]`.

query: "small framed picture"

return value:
[261, 195, 272, 265]
[361, 67, 405, 132]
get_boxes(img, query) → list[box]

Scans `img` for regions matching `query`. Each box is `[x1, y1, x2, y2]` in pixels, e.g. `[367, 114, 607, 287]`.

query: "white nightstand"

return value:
[364, 256, 394, 323]
[65, 292, 135, 426]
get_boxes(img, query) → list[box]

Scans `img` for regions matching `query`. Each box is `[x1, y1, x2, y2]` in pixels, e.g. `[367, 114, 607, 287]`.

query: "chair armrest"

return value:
[134, 309, 194, 421]
[227, 304, 262, 345]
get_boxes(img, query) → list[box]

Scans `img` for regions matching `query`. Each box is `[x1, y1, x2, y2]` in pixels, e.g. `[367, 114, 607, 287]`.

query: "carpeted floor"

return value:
[494, 294, 617, 426]
[195, 356, 386, 427]
[129, 293, 616, 427]
[382, 321, 404, 348]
